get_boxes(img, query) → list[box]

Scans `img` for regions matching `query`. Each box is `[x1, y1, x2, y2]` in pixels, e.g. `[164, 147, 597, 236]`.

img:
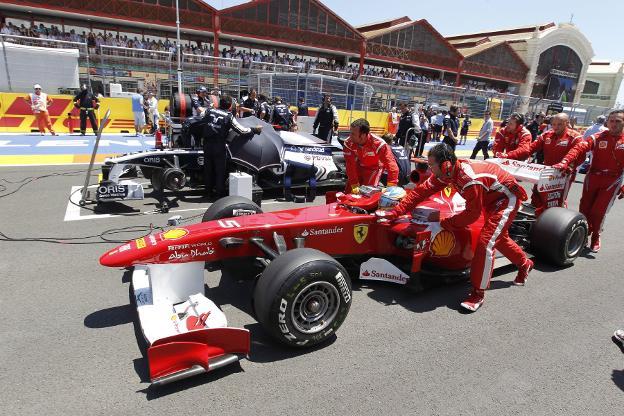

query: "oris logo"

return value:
[143, 157, 160, 163]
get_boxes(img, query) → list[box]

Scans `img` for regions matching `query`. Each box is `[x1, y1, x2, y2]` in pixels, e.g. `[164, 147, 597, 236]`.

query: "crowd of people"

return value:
[2, 20, 507, 93]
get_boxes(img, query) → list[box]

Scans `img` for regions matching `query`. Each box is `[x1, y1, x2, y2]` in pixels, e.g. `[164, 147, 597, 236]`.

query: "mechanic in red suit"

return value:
[554, 109, 624, 252]
[343, 118, 399, 194]
[493, 113, 532, 160]
[507, 113, 583, 215]
[376, 143, 533, 312]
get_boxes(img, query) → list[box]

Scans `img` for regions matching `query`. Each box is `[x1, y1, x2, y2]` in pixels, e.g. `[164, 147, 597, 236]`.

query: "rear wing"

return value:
[486, 158, 569, 208]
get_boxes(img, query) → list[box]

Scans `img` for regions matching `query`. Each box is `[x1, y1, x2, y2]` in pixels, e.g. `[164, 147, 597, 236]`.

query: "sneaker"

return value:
[614, 329, 624, 346]
[460, 289, 485, 312]
[51, 131, 56, 136]
[514, 259, 534, 286]
[590, 235, 601, 253]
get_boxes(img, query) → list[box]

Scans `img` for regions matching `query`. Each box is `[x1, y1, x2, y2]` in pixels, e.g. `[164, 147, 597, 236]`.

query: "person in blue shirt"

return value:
[131, 89, 145, 136]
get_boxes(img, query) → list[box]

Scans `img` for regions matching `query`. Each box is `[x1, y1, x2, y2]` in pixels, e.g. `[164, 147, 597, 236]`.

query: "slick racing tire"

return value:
[161, 168, 187, 191]
[150, 168, 165, 192]
[202, 196, 263, 279]
[253, 248, 352, 348]
[531, 207, 588, 266]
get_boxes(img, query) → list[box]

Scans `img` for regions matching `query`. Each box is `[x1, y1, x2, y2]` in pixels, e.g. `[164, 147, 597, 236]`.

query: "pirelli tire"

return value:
[202, 196, 263, 279]
[530, 207, 588, 267]
[253, 248, 352, 348]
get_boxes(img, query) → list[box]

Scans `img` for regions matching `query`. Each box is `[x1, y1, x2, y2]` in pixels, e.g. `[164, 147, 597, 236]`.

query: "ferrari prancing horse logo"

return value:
[354, 224, 369, 244]
[443, 186, 452, 198]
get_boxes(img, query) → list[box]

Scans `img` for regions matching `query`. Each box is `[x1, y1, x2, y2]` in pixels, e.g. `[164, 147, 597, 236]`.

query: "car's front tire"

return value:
[253, 248, 352, 348]
[202, 196, 263, 279]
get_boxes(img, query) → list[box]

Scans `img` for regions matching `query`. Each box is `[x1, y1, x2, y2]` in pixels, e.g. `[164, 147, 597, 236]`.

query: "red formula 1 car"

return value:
[100, 158, 587, 385]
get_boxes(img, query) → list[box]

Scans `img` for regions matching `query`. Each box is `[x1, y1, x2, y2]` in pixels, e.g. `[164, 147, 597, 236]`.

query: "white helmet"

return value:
[378, 186, 406, 210]
[33, 84, 42, 89]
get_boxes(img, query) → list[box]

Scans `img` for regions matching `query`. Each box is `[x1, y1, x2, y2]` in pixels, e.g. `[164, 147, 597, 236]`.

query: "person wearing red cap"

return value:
[376, 143, 532, 312]
[343, 118, 399, 194]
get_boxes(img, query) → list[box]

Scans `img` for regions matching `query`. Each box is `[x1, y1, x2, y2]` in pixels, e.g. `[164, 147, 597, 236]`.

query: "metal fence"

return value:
[248, 72, 373, 111]
[0, 34, 618, 125]
[359, 74, 617, 125]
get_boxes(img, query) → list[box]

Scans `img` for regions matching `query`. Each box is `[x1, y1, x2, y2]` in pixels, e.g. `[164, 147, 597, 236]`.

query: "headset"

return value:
[432, 143, 457, 178]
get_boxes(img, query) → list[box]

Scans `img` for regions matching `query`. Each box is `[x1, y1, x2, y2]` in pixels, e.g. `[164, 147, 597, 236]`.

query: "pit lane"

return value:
[1, 163, 623, 415]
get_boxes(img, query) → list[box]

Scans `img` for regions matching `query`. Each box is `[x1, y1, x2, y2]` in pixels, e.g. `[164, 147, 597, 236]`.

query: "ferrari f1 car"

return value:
[96, 116, 346, 207]
[99, 158, 586, 385]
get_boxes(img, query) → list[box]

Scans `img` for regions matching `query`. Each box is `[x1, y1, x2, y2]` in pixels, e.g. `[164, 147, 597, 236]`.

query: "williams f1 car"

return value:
[99, 158, 586, 385]
[96, 116, 346, 207]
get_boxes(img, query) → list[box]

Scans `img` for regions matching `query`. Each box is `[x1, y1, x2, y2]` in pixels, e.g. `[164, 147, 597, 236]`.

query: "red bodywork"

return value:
[100, 188, 482, 274]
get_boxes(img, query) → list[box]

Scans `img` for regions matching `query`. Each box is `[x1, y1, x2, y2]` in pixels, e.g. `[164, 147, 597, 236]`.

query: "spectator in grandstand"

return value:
[240, 89, 260, 118]
[470, 111, 493, 160]
[271, 97, 293, 131]
[459, 115, 471, 145]
[73, 84, 99, 136]
[25, 84, 56, 136]
[191, 86, 210, 117]
[203, 95, 262, 200]
[395, 102, 421, 148]
[584, 115, 607, 139]
[297, 98, 309, 117]
[131, 89, 146, 137]
[313, 94, 339, 143]
[147, 92, 159, 134]
[442, 105, 460, 151]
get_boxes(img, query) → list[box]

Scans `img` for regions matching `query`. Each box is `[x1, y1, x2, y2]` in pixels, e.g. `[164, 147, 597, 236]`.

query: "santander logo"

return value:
[362, 270, 370, 277]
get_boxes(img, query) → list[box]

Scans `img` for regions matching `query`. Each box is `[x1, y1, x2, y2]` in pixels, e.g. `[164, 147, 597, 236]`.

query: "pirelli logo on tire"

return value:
[334, 272, 351, 304]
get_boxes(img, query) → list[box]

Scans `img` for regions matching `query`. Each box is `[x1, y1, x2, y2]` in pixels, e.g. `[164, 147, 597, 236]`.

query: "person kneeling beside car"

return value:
[375, 143, 533, 312]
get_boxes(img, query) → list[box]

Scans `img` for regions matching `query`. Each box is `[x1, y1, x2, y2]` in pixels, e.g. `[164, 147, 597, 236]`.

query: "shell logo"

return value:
[430, 230, 456, 257]
[162, 228, 189, 240]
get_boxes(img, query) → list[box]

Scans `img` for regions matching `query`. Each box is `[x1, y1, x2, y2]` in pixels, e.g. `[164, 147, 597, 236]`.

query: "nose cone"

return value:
[99, 228, 193, 268]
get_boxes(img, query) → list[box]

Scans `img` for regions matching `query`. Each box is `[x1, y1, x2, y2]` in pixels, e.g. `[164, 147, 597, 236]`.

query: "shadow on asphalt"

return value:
[361, 263, 519, 314]
[83, 304, 135, 328]
[612, 369, 624, 392]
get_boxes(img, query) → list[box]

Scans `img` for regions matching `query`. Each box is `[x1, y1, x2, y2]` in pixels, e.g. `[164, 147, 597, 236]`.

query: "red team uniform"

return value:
[393, 159, 532, 311]
[510, 127, 583, 214]
[343, 133, 399, 192]
[561, 129, 624, 251]
[492, 126, 532, 160]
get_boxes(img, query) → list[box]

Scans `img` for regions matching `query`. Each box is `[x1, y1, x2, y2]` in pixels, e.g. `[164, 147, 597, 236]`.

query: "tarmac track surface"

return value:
[1, 164, 624, 416]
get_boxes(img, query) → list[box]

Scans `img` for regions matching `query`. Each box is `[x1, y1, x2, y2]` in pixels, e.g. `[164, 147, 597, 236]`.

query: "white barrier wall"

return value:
[0, 42, 79, 92]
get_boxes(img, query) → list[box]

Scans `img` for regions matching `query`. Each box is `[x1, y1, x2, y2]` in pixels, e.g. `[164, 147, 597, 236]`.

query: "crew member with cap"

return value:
[506, 113, 583, 215]
[343, 118, 399, 194]
[73, 84, 99, 135]
[555, 110, 624, 252]
[191, 86, 209, 117]
[25, 84, 55, 135]
[202, 95, 262, 200]
[376, 143, 533, 312]
[313, 94, 339, 143]
[492, 112, 532, 160]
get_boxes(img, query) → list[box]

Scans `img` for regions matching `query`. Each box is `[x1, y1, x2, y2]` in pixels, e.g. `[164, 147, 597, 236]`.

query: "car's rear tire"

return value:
[253, 248, 352, 348]
[531, 207, 588, 266]
[202, 196, 263, 279]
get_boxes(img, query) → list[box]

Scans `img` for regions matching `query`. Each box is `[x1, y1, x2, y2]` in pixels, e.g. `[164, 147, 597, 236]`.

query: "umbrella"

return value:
[226, 116, 284, 172]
